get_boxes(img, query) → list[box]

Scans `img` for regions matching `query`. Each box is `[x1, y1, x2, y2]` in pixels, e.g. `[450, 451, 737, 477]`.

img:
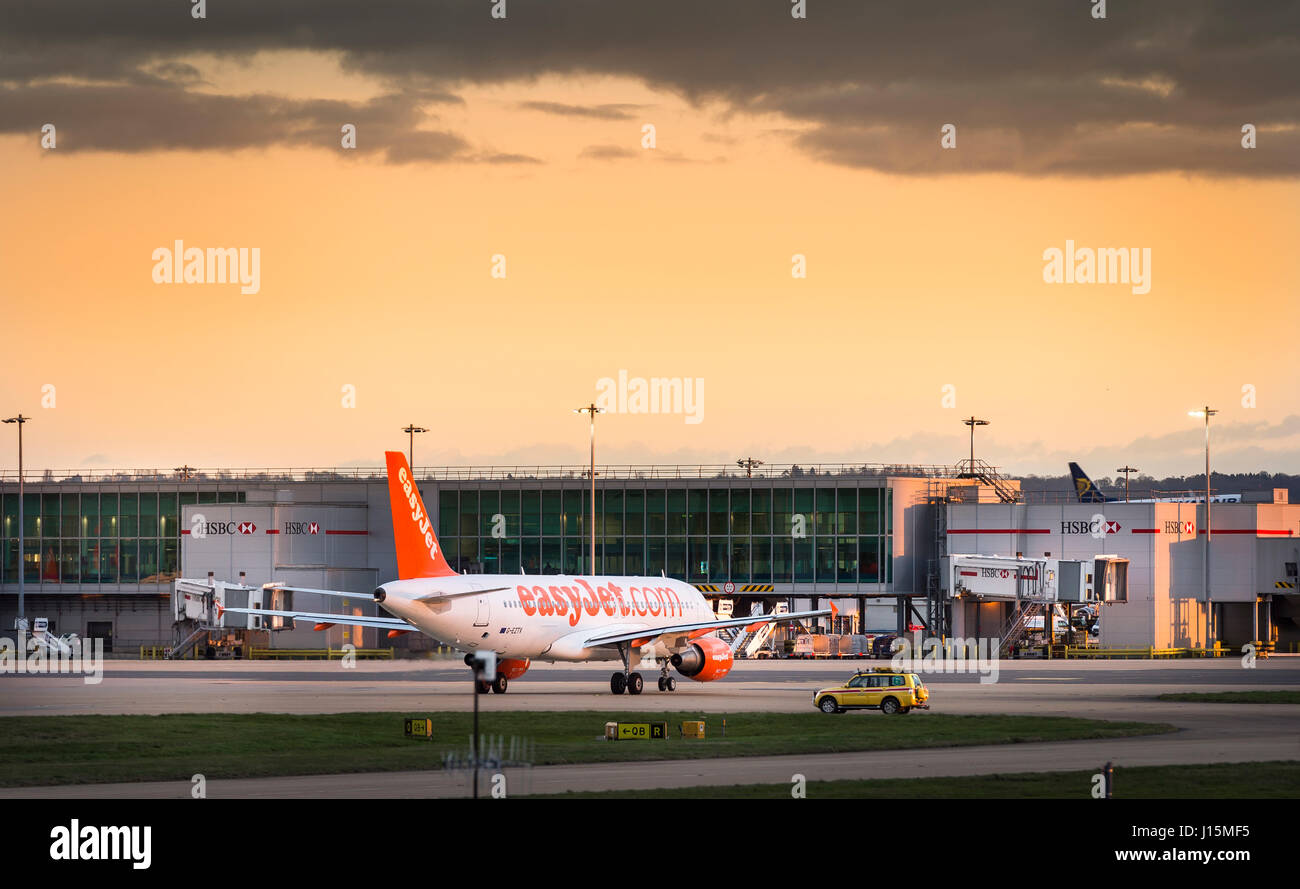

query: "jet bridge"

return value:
[943, 554, 1127, 651]
[943, 554, 1128, 603]
[170, 575, 271, 658]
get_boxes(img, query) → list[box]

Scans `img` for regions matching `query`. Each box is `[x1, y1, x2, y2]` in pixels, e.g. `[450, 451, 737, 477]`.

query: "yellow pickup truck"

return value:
[812, 668, 930, 715]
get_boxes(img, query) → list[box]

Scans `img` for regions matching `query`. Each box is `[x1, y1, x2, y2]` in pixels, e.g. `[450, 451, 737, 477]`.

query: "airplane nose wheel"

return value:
[657, 660, 677, 692]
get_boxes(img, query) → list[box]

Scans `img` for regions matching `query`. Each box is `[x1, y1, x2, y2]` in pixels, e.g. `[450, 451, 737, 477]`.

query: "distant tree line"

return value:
[1019, 471, 1299, 503]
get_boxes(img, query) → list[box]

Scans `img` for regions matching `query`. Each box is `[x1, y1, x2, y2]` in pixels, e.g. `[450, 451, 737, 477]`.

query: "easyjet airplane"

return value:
[220, 452, 829, 695]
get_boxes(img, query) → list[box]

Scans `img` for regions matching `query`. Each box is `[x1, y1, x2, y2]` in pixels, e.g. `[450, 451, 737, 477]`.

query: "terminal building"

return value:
[2, 459, 1296, 654]
[944, 498, 1299, 649]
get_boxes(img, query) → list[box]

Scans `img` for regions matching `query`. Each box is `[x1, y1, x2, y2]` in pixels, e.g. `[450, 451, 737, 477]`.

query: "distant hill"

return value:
[1018, 471, 1299, 504]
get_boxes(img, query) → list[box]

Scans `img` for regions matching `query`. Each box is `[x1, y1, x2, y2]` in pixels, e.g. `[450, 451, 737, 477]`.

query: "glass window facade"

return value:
[434, 482, 893, 587]
[0, 488, 244, 586]
[1, 479, 893, 590]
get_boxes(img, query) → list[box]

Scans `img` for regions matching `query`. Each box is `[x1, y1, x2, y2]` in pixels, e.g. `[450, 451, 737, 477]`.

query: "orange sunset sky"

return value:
[1, 2, 1297, 478]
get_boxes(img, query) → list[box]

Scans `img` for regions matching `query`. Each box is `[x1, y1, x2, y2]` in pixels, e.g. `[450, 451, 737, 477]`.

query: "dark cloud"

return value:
[1, 0, 1296, 175]
[578, 143, 637, 160]
[518, 101, 644, 120]
[0, 83, 477, 163]
[146, 61, 206, 86]
[478, 151, 543, 164]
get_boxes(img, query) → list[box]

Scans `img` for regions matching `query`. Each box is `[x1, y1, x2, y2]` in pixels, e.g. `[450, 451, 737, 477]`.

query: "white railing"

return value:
[0, 461, 991, 485]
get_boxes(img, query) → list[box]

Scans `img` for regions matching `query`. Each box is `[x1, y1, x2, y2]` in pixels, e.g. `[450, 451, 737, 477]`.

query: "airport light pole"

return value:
[573, 404, 604, 574]
[174, 465, 196, 481]
[402, 424, 428, 476]
[4, 415, 30, 630]
[1116, 465, 1139, 502]
[1189, 407, 1218, 637]
[736, 457, 764, 478]
[962, 416, 989, 475]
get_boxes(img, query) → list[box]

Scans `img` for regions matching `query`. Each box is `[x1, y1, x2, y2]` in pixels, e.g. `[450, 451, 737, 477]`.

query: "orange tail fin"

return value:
[384, 451, 457, 579]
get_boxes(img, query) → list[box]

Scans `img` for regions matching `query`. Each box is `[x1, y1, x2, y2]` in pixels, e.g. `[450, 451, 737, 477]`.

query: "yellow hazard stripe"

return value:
[694, 583, 775, 593]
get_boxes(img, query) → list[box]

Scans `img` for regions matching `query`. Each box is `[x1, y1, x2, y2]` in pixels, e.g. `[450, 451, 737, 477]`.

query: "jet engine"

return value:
[462, 654, 531, 679]
[670, 636, 734, 682]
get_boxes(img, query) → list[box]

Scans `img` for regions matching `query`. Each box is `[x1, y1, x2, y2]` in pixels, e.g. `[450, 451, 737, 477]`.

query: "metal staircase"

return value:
[998, 602, 1044, 654]
[955, 458, 1021, 504]
[718, 625, 744, 645]
[168, 624, 214, 659]
[727, 604, 779, 658]
[740, 621, 778, 658]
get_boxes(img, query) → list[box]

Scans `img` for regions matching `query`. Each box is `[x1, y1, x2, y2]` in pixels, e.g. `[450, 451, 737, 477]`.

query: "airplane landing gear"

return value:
[609, 643, 644, 695]
[474, 678, 491, 694]
[657, 659, 677, 692]
[491, 675, 508, 694]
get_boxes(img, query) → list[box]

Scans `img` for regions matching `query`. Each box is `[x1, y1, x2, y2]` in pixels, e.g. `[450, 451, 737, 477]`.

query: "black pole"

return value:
[4, 415, 31, 628]
[17, 418, 24, 625]
[472, 668, 479, 799]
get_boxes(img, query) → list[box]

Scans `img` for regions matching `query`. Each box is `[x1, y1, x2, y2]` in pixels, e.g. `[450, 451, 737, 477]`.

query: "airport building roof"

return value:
[0, 461, 985, 485]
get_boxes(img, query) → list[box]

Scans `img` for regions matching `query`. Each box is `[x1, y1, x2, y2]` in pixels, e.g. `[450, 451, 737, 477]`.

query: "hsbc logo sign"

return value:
[189, 516, 257, 538]
[1061, 517, 1121, 538]
[1164, 520, 1195, 535]
[283, 521, 320, 535]
[980, 567, 1038, 580]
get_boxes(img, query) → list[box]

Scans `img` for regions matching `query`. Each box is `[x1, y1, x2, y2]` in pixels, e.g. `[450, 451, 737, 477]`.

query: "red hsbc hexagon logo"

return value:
[237, 521, 256, 535]
[308, 521, 319, 535]
[1104, 520, 1121, 535]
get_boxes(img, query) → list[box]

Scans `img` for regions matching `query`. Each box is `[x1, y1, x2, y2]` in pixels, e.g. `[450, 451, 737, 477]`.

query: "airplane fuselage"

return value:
[376, 573, 713, 662]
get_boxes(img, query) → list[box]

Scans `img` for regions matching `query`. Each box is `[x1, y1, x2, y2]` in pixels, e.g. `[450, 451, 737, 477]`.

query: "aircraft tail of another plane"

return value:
[1068, 462, 1112, 503]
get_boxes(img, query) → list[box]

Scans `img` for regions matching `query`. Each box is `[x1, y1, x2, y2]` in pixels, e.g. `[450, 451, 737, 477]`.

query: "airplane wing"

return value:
[262, 583, 375, 600]
[217, 604, 417, 632]
[262, 582, 512, 604]
[582, 608, 831, 648]
[412, 586, 512, 603]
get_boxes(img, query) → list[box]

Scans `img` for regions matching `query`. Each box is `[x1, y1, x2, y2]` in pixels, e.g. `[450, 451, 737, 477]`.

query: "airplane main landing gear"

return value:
[475, 678, 491, 694]
[491, 675, 508, 694]
[609, 671, 644, 694]
[609, 643, 644, 695]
